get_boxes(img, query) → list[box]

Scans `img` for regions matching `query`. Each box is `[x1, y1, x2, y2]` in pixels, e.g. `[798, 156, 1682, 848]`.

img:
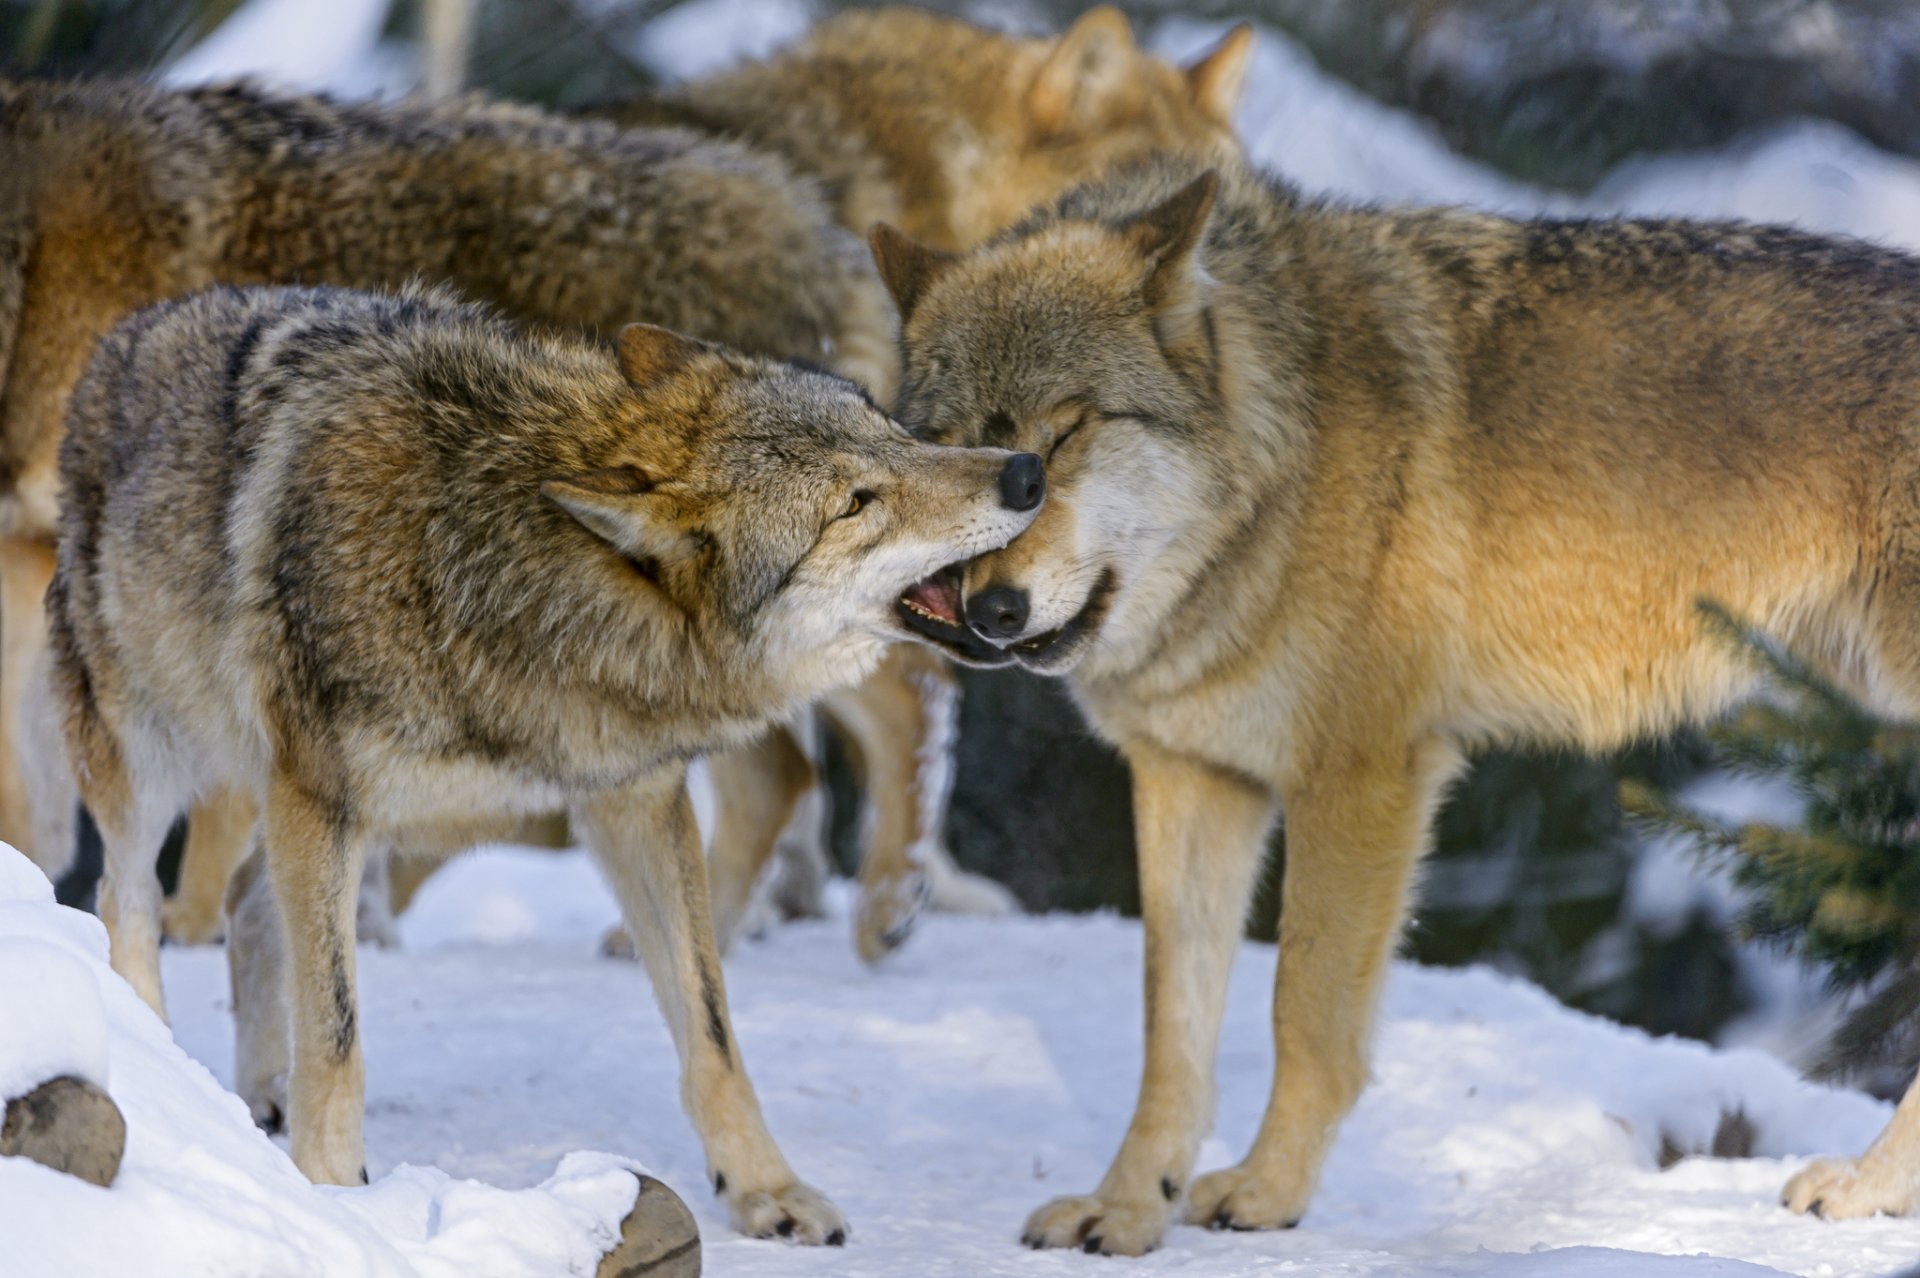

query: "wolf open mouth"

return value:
[894, 566, 1016, 667]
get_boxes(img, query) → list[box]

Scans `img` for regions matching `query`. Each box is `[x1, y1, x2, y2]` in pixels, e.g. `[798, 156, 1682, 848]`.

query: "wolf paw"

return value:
[1021, 1192, 1172, 1255]
[1187, 1165, 1307, 1232]
[160, 895, 226, 946]
[854, 870, 930, 964]
[726, 1181, 848, 1245]
[242, 1074, 288, 1135]
[1783, 1155, 1920, 1220]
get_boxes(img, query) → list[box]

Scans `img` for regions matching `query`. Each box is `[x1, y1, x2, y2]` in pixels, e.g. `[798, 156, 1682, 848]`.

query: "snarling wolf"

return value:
[0, 75, 892, 883]
[600, 5, 1255, 956]
[48, 284, 1041, 1239]
[876, 152, 1920, 1249]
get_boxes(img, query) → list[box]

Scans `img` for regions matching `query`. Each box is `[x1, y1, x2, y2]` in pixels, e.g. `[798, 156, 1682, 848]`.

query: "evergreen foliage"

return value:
[1622, 604, 1920, 1080]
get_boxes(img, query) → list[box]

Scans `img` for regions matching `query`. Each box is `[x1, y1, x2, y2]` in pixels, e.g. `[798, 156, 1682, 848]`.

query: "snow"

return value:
[161, 0, 398, 95]
[0, 845, 642, 1278]
[147, 846, 1914, 1277]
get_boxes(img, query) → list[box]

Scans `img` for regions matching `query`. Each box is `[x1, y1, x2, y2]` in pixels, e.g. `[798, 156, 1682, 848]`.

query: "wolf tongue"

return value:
[901, 574, 962, 626]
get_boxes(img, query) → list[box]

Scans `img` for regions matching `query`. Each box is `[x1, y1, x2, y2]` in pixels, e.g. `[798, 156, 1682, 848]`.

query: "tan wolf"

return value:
[872, 151, 1920, 1250]
[48, 283, 1043, 1236]
[601, 6, 1256, 956]
[0, 75, 894, 896]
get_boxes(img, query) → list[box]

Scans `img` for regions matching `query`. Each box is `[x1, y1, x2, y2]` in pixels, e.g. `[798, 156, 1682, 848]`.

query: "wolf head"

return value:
[873, 169, 1234, 676]
[542, 324, 1045, 688]
[795, 6, 1252, 249]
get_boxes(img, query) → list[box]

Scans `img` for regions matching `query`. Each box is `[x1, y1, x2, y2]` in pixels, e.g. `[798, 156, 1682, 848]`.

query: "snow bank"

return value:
[0, 844, 640, 1278]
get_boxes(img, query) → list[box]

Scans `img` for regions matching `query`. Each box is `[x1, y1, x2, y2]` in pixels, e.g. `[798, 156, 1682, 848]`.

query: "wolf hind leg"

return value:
[1187, 734, 1464, 1233]
[703, 727, 814, 954]
[225, 839, 291, 1133]
[578, 767, 847, 1245]
[1024, 740, 1276, 1256]
[81, 755, 179, 1021]
[263, 773, 368, 1185]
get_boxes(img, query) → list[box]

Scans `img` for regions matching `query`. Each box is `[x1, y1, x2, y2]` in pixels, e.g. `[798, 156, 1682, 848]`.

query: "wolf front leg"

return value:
[578, 768, 848, 1245]
[1784, 1067, 1920, 1218]
[163, 785, 258, 945]
[1023, 742, 1277, 1256]
[264, 773, 370, 1186]
[1187, 735, 1463, 1231]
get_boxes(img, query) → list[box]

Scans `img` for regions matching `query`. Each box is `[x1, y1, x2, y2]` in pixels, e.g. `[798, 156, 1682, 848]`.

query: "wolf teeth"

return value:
[903, 599, 955, 625]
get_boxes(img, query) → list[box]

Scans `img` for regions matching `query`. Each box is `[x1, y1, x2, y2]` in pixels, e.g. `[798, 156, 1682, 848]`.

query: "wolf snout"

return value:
[999, 453, 1046, 511]
[966, 584, 1030, 642]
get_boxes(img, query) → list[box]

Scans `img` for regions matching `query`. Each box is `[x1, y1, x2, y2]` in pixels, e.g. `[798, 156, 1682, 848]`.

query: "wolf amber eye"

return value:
[840, 490, 874, 519]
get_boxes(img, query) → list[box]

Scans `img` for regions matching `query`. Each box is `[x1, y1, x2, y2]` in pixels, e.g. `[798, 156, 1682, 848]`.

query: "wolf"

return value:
[47, 284, 1043, 1237]
[873, 152, 1920, 1250]
[0, 75, 894, 888]
[600, 6, 1255, 957]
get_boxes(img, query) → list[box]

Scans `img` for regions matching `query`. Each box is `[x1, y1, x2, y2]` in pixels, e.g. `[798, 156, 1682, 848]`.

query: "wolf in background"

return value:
[873, 151, 1920, 1249]
[600, 5, 1255, 957]
[50, 282, 1043, 1236]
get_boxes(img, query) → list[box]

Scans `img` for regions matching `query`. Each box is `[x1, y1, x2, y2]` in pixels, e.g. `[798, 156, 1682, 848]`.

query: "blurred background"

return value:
[12, 0, 1918, 1089]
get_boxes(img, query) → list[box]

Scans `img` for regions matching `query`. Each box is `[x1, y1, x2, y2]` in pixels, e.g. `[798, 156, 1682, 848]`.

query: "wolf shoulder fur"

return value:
[876, 152, 1920, 1250]
[49, 283, 1039, 1235]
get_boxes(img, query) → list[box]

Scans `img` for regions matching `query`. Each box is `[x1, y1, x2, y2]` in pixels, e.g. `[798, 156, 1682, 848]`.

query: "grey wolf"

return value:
[48, 283, 1041, 1237]
[874, 152, 1920, 1248]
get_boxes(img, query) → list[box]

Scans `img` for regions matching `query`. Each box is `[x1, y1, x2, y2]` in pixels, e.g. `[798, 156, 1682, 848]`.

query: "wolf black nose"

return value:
[999, 453, 1046, 512]
[966, 585, 1030, 641]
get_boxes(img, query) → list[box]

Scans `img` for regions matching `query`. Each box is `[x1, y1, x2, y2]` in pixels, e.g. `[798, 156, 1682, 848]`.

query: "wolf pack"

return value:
[4, 2, 1918, 1255]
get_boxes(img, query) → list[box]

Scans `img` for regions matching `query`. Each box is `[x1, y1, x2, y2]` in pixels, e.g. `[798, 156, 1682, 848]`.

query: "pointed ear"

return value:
[869, 223, 959, 322]
[1186, 24, 1253, 126]
[616, 323, 715, 389]
[542, 467, 698, 573]
[1121, 171, 1219, 306]
[1027, 5, 1137, 138]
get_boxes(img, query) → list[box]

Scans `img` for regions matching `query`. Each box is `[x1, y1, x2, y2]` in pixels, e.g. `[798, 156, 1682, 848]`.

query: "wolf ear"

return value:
[1121, 171, 1219, 307]
[542, 467, 699, 575]
[1185, 25, 1253, 125]
[616, 323, 715, 389]
[1027, 6, 1137, 138]
[870, 223, 959, 322]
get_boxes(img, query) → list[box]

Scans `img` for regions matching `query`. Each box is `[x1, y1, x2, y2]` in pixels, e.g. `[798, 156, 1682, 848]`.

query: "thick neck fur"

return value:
[237, 292, 797, 772]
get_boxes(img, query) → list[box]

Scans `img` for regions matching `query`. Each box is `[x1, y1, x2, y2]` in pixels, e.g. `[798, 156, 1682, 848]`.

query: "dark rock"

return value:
[597, 1173, 700, 1278]
[1, 1074, 126, 1188]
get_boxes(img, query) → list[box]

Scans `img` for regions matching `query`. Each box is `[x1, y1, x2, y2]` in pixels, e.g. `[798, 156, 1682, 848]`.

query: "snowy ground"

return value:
[45, 842, 1915, 1277]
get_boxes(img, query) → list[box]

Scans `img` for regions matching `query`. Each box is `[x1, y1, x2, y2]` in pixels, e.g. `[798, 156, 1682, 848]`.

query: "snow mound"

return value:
[0, 844, 641, 1278]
